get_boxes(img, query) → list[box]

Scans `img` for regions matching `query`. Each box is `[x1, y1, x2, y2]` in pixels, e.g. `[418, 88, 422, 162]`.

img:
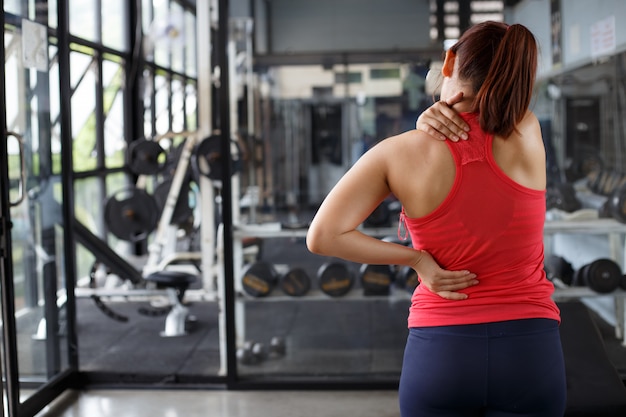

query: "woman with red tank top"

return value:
[307, 21, 566, 417]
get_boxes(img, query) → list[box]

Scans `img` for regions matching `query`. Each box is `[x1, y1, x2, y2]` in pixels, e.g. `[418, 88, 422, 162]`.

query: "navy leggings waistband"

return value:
[411, 318, 559, 338]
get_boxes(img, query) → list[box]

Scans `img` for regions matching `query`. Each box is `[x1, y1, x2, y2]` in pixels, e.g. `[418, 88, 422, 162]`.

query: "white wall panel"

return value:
[513, 0, 626, 77]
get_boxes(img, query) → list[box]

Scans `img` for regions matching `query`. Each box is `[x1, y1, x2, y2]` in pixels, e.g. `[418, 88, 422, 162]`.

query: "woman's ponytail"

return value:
[474, 24, 537, 137]
[451, 22, 538, 137]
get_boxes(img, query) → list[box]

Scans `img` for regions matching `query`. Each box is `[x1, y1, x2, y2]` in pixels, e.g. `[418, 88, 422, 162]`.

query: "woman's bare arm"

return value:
[307, 132, 478, 300]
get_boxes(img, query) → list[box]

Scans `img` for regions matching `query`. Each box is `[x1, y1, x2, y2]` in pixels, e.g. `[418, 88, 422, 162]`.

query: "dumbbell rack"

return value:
[232, 223, 403, 347]
[544, 217, 626, 346]
[232, 218, 626, 346]
[232, 223, 400, 295]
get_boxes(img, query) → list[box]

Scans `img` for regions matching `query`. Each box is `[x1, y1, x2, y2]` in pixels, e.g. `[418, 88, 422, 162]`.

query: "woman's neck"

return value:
[450, 94, 475, 113]
[442, 79, 475, 113]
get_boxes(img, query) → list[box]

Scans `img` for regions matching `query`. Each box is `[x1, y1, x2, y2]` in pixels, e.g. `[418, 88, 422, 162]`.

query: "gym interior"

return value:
[2, 0, 626, 416]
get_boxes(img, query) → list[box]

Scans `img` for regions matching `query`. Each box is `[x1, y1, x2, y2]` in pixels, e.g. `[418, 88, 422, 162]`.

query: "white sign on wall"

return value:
[21, 19, 48, 72]
[590, 15, 616, 58]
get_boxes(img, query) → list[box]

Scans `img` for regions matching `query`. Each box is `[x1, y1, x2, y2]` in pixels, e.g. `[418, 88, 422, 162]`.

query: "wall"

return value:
[513, 0, 626, 78]
[257, 0, 431, 54]
[240, 0, 625, 74]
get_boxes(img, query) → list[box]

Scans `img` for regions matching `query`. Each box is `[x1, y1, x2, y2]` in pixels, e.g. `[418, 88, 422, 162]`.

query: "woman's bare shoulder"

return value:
[377, 129, 447, 154]
[518, 111, 540, 133]
[494, 111, 546, 189]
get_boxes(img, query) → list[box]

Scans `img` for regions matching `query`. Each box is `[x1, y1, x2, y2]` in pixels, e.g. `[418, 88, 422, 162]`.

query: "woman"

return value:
[307, 21, 566, 416]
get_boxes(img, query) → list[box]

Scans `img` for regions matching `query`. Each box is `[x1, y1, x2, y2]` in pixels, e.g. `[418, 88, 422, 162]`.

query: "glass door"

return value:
[2, 4, 77, 416]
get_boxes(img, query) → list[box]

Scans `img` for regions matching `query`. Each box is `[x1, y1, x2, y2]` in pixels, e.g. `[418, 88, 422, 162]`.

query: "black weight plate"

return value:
[126, 139, 166, 175]
[241, 261, 277, 297]
[317, 262, 353, 297]
[153, 178, 194, 225]
[359, 264, 394, 295]
[192, 135, 242, 181]
[279, 267, 311, 297]
[584, 258, 621, 294]
[104, 187, 159, 241]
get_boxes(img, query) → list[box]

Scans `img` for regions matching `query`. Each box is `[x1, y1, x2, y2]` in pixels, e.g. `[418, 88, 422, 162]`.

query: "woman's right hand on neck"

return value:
[415, 92, 470, 142]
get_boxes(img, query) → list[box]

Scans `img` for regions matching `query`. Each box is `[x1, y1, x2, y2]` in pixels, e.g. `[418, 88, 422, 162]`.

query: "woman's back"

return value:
[383, 112, 559, 327]
[380, 109, 546, 220]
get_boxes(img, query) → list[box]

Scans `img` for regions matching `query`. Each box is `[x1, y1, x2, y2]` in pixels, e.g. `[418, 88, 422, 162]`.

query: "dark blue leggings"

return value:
[399, 319, 566, 417]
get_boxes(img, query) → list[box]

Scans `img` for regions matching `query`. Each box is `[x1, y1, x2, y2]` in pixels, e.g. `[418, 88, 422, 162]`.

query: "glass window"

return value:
[4, 34, 20, 132]
[49, 0, 59, 29]
[102, 0, 129, 51]
[143, 69, 155, 138]
[69, 0, 98, 42]
[69, 50, 94, 91]
[74, 180, 103, 322]
[185, 10, 197, 77]
[185, 82, 198, 131]
[49, 46, 61, 130]
[370, 68, 400, 80]
[4, 0, 57, 27]
[5, 0, 21, 15]
[142, 0, 154, 33]
[154, 72, 171, 134]
[70, 50, 98, 172]
[171, 77, 185, 132]
[102, 58, 127, 168]
[170, 2, 185, 73]
[150, 1, 172, 67]
[335, 71, 363, 84]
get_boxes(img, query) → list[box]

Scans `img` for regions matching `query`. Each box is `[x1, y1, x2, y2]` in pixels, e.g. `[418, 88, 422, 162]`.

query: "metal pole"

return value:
[216, 0, 238, 387]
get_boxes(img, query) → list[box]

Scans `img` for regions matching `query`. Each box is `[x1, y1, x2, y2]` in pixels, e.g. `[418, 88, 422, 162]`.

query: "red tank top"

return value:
[400, 113, 560, 327]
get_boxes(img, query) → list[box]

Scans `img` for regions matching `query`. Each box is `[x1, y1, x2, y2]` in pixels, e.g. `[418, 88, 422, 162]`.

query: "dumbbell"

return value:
[236, 340, 266, 365]
[279, 267, 311, 297]
[359, 264, 394, 296]
[572, 258, 622, 294]
[268, 336, 286, 358]
[317, 262, 354, 297]
[241, 261, 278, 297]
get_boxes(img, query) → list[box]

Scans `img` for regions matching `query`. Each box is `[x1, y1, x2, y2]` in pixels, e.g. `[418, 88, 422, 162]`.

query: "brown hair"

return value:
[448, 21, 537, 137]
